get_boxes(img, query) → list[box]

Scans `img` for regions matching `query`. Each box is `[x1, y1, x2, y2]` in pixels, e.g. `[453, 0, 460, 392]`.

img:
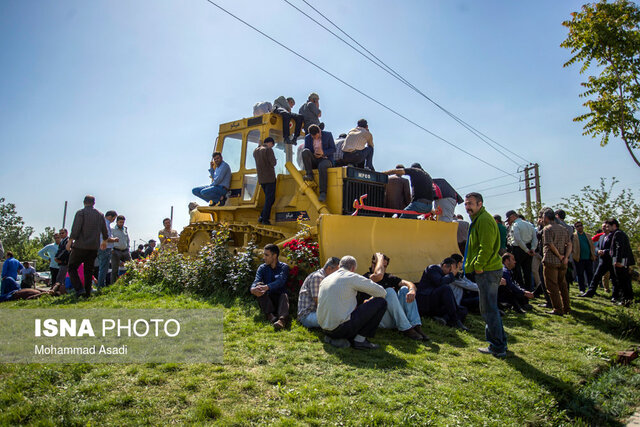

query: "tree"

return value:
[0, 197, 55, 265]
[561, 0, 640, 167]
[557, 177, 639, 253]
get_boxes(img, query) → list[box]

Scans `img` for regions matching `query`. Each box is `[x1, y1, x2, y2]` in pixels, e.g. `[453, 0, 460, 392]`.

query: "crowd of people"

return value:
[0, 196, 181, 302]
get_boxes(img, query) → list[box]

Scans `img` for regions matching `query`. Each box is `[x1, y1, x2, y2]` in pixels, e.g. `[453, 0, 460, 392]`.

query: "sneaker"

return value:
[318, 192, 327, 202]
[477, 347, 507, 358]
[323, 335, 350, 348]
[352, 339, 379, 350]
[578, 290, 596, 298]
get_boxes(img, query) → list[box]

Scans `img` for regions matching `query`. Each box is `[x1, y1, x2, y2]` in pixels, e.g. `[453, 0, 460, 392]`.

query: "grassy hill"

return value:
[1, 282, 639, 426]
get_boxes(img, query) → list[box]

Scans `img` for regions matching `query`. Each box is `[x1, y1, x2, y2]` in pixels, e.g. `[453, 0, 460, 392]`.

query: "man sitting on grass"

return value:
[297, 257, 340, 329]
[500, 252, 534, 313]
[317, 256, 387, 349]
[250, 244, 290, 331]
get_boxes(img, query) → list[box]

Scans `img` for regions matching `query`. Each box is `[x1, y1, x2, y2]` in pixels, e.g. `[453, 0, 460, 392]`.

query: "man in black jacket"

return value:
[579, 221, 619, 299]
[607, 218, 636, 305]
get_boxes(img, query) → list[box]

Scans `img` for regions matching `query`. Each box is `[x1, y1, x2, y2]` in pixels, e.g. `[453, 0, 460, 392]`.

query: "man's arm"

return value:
[69, 210, 83, 241]
[529, 224, 538, 253]
[473, 219, 497, 273]
[250, 265, 267, 296]
[352, 274, 387, 298]
[38, 246, 51, 262]
[368, 253, 385, 283]
[512, 222, 528, 253]
[563, 234, 573, 265]
[323, 133, 336, 158]
[400, 279, 417, 303]
[402, 179, 411, 206]
[382, 168, 404, 176]
[268, 147, 277, 167]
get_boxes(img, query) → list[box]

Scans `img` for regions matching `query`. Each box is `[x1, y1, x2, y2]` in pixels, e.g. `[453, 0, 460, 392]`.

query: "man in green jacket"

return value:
[464, 192, 507, 357]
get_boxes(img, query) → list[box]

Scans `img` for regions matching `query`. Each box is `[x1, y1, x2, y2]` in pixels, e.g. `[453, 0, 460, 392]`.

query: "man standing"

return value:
[572, 221, 595, 293]
[432, 178, 463, 223]
[384, 164, 411, 213]
[253, 137, 277, 225]
[382, 163, 434, 219]
[366, 253, 428, 340]
[54, 228, 70, 286]
[158, 218, 179, 247]
[298, 92, 322, 133]
[301, 124, 335, 203]
[97, 210, 118, 288]
[607, 218, 636, 305]
[342, 119, 374, 170]
[67, 195, 109, 296]
[38, 233, 61, 287]
[541, 209, 572, 315]
[110, 215, 131, 285]
[297, 257, 340, 329]
[250, 244, 290, 331]
[273, 96, 303, 144]
[505, 210, 537, 291]
[580, 222, 617, 298]
[464, 192, 507, 357]
[192, 152, 232, 206]
[417, 257, 469, 331]
[493, 215, 508, 256]
[317, 256, 387, 349]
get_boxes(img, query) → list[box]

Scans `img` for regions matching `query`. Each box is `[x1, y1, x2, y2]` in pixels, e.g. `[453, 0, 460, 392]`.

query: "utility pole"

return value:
[520, 163, 541, 217]
[62, 201, 68, 229]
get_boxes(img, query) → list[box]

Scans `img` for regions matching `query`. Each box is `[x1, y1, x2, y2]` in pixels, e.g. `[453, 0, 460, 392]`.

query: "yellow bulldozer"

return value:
[178, 112, 460, 282]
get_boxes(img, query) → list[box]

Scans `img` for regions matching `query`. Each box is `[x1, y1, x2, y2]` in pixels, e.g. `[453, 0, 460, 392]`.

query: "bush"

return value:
[120, 224, 256, 299]
[281, 219, 320, 305]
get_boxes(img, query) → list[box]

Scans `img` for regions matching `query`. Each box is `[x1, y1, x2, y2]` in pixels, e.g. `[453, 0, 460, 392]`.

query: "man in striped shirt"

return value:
[297, 257, 340, 328]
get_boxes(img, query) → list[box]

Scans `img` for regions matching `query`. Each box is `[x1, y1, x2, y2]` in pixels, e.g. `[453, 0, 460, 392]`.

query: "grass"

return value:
[1, 282, 639, 426]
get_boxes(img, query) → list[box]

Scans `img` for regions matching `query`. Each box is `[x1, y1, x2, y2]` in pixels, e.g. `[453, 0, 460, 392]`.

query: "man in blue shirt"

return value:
[301, 124, 336, 203]
[192, 151, 232, 205]
[499, 253, 534, 313]
[417, 257, 468, 331]
[250, 243, 290, 330]
[38, 233, 61, 287]
[1, 251, 23, 295]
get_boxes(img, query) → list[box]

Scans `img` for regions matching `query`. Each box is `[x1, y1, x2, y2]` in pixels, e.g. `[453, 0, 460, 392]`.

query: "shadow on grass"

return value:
[505, 354, 623, 426]
[570, 306, 640, 341]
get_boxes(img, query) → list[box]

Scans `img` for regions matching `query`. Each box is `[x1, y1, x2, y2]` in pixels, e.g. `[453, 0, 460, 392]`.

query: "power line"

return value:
[476, 181, 520, 193]
[203, 0, 519, 178]
[291, 0, 532, 166]
[483, 189, 521, 198]
[458, 173, 517, 189]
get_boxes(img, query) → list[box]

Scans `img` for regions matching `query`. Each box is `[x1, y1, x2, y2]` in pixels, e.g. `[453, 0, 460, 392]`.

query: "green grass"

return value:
[1, 283, 640, 426]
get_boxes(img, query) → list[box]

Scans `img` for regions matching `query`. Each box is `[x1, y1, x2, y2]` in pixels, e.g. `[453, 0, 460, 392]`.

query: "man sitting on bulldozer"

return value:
[301, 124, 336, 203]
[191, 152, 231, 206]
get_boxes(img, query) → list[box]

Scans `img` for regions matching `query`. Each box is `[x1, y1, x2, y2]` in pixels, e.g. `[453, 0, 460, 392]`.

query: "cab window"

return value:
[220, 133, 242, 172]
[245, 130, 261, 170]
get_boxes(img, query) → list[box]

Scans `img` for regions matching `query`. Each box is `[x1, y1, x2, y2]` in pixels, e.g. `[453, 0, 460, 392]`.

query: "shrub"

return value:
[281, 219, 320, 305]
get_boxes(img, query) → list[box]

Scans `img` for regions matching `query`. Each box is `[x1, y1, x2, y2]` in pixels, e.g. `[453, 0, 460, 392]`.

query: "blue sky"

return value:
[1, 0, 639, 247]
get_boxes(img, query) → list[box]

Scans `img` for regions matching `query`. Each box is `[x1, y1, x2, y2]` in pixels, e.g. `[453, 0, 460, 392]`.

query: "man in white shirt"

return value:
[317, 255, 387, 349]
[110, 215, 131, 284]
[505, 210, 538, 291]
[342, 119, 374, 170]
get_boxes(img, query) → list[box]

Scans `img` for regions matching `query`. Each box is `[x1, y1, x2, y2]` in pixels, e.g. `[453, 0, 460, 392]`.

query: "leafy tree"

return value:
[557, 178, 639, 253]
[0, 197, 55, 266]
[561, 0, 640, 167]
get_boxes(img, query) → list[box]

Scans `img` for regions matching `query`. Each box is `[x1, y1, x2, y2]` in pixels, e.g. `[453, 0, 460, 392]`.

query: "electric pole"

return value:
[520, 163, 541, 217]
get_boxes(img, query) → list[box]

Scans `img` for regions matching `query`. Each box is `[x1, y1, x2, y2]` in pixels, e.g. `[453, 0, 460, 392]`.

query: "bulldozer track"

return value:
[178, 221, 289, 254]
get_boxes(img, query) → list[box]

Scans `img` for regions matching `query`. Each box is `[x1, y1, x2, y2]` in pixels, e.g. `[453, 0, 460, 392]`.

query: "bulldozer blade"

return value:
[318, 214, 461, 283]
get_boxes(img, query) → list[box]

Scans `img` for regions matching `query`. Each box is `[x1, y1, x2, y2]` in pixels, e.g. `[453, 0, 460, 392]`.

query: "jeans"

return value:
[434, 197, 457, 222]
[192, 185, 227, 205]
[416, 285, 465, 324]
[342, 146, 374, 170]
[400, 200, 433, 219]
[379, 287, 421, 331]
[476, 270, 507, 353]
[324, 297, 387, 340]
[301, 149, 332, 194]
[97, 248, 112, 288]
[260, 182, 276, 222]
[299, 312, 320, 328]
[575, 258, 594, 292]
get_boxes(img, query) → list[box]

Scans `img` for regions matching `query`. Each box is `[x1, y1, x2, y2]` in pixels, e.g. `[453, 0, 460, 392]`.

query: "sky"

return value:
[1, 0, 639, 248]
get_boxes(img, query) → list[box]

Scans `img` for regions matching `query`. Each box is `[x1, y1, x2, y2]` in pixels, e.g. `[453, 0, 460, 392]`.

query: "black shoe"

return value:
[303, 174, 314, 182]
[352, 339, 379, 350]
[401, 328, 423, 341]
[412, 325, 430, 341]
[318, 192, 327, 203]
[262, 220, 271, 225]
[578, 290, 596, 298]
[323, 335, 350, 348]
[513, 304, 526, 314]
[455, 320, 469, 331]
[522, 304, 533, 311]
